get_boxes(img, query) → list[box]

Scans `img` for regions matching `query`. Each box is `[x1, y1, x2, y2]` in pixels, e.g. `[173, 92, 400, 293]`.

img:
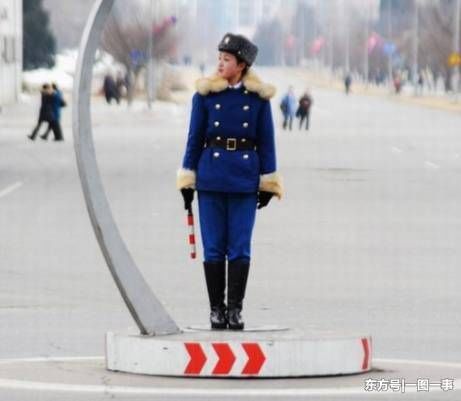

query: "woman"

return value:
[28, 84, 54, 141]
[280, 86, 297, 131]
[177, 33, 283, 330]
[297, 90, 313, 131]
[40, 83, 66, 141]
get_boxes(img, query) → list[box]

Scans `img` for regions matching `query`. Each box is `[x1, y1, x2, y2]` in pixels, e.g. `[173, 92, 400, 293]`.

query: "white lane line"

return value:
[391, 146, 403, 153]
[0, 357, 459, 396]
[425, 161, 440, 169]
[0, 356, 103, 365]
[0, 181, 23, 199]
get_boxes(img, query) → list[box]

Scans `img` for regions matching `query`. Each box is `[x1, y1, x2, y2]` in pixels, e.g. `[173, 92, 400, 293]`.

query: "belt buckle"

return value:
[226, 138, 237, 151]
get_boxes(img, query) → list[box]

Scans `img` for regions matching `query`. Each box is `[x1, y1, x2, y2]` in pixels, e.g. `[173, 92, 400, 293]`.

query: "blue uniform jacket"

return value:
[53, 89, 65, 121]
[177, 71, 283, 198]
[281, 93, 297, 117]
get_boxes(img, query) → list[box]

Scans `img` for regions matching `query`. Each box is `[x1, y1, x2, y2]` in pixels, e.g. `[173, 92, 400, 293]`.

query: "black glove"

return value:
[257, 191, 274, 209]
[180, 188, 194, 210]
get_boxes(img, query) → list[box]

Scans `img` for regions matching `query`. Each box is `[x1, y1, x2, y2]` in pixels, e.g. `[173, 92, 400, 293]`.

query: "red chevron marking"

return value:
[241, 343, 266, 375]
[361, 337, 371, 370]
[212, 343, 236, 375]
[184, 342, 207, 374]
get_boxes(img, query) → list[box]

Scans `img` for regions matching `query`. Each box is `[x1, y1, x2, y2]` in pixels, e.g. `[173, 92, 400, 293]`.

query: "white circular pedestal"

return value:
[106, 328, 372, 378]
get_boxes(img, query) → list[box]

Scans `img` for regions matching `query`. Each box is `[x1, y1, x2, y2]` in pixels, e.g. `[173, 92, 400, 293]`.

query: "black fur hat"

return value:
[218, 33, 258, 66]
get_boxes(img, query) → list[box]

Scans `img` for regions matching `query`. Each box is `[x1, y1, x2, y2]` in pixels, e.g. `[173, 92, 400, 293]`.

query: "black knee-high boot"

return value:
[227, 259, 250, 330]
[203, 261, 227, 329]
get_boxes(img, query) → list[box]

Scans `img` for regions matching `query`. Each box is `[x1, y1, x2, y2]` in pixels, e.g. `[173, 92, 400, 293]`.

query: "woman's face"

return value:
[217, 51, 245, 80]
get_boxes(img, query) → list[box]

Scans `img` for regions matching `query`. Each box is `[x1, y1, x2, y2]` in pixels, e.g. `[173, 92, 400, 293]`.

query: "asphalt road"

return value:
[1, 67, 460, 400]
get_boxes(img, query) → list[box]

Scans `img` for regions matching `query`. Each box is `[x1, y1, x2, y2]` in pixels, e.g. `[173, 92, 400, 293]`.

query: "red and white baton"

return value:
[187, 205, 196, 259]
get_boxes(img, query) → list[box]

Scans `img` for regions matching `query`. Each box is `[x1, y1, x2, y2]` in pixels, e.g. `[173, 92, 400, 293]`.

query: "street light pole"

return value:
[320, 0, 326, 67]
[300, 4, 305, 65]
[147, 0, 154, 109]
[412, 0, 419, 95]
[452, 0, 460, 100]
[344, 1, 350, 73]
[364, 3, 369, 85]
[328, 10, 334, 73]
[387, 0, 393, 89]
[0, 12, 4, 111]
[313, 0, 318, 69]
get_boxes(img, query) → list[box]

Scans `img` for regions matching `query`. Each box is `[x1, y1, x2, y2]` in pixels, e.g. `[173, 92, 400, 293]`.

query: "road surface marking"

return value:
[0, 182, 23, 199]
[0, 357, 459, 396]
[425, 161, 440, 169]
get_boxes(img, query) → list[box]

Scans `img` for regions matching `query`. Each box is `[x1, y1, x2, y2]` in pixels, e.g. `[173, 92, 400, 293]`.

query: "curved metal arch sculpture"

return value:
[72, 0, 180, 336]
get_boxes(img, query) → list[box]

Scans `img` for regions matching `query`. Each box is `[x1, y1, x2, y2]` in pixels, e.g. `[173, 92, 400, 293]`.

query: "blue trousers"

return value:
[197, 191, 257, 263]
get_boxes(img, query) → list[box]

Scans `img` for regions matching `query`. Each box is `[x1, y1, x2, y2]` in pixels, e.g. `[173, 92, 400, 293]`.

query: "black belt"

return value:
[205, 137, 256, 151]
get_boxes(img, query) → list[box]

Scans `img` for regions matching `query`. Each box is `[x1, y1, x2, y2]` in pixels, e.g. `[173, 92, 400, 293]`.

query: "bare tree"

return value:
[100, 0, 178, 102]
[389, 0, 460, 91]
[419, 1, 456, 87]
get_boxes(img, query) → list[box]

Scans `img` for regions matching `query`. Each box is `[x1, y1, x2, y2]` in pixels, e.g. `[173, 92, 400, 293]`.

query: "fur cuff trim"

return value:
[176, 168, 196, 189]
[195, 70, 276, 100]
[259, 172, 283, 199]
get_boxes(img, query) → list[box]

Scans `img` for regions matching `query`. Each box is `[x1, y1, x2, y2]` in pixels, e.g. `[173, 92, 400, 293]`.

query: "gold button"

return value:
[215, 104, 221, 109]
[243, 105, 250, 110]
[213, 152, 220, 158]
[217, 136, 221, 140]
[243, 154, 249, 160]
[214, 121, 220, 127]
[243, 122, 249, 128]
[244, 90, 249, 94]
[241, 138, 246, 142]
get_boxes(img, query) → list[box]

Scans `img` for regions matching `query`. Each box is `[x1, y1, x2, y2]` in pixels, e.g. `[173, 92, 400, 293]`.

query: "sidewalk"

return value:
[279, 67, 461, 114]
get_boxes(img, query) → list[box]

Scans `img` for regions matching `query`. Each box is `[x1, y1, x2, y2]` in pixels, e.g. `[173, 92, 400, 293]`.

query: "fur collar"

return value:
[195, 70, 276, 100]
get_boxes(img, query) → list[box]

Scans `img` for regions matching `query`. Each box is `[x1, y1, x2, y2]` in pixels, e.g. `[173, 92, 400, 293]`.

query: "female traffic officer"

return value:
[177, 33, 283, 330]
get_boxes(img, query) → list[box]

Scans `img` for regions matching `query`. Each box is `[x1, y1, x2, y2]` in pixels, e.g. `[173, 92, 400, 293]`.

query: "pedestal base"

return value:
[106, 328, 372, 378]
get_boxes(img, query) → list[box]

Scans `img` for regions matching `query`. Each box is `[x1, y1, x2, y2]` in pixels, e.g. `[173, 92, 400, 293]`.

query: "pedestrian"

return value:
[28, 83, 54, 141]
[103, 72, 120, 104]
[280, 86, 296, 131]
[393, 73, 402, 94]
[344, 73, 352, 94]
[40, 83, 66, 141]
[176, 33, 283, 330]
[115, 72, 127, 99]
[417, 72, 424, 96]
[296, 90, 313, 131]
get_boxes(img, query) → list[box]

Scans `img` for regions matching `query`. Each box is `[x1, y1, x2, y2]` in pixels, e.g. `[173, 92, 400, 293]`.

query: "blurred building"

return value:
[176, 0, 287, 64]
[237, 0, 282, 37]
[0, 0, 22, 107]
[190, 0, 282, 38]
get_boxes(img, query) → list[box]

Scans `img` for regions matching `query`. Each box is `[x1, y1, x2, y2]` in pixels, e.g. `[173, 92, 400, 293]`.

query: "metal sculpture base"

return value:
[106, 329, 372, 378]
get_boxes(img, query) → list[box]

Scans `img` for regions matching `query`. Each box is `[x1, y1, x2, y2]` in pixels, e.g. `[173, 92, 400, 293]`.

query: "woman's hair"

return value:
[236, 55, 249, 77]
